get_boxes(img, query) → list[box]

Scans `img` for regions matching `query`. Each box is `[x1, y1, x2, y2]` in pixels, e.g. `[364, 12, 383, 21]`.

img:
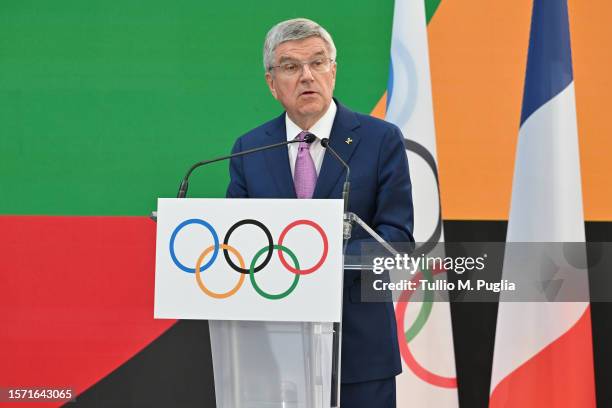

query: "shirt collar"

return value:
[285, 99, 337, 142]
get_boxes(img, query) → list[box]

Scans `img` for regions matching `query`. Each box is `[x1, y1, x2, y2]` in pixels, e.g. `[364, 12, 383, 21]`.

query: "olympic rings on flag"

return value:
[395, 266, 457, 388]
[168, 218, 328, 300]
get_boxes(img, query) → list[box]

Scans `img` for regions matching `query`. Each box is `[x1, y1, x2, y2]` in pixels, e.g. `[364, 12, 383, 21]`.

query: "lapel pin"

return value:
[345, 137, 353, 145]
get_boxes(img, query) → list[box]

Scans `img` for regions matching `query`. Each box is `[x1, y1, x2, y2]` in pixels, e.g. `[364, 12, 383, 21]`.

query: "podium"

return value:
[154, 198, 395, 407]
[154, 198, 345, 408]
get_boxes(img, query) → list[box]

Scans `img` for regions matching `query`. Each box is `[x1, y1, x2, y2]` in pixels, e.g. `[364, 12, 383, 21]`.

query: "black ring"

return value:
[223, 219, 274, 274]
[404, 138, 443, 255]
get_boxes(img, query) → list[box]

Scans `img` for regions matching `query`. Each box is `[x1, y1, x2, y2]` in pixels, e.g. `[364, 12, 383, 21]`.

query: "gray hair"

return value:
[263, 18, 337, 71]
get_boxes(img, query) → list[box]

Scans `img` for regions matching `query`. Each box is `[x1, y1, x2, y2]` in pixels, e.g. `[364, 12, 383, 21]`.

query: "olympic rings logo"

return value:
[395, 265, 457, 389]
[168, 218, 328, 300]
[390, 138, 456, 388]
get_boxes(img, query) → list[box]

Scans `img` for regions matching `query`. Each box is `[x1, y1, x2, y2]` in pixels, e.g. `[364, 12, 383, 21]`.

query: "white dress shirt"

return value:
[285, 100, 337, 178]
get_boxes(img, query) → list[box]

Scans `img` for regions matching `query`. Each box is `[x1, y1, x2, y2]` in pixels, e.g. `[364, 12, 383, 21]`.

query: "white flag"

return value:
[384, 0, 459, 406]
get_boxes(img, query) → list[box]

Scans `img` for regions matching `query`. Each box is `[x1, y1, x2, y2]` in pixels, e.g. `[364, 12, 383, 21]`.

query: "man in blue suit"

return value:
[227, 18, 414, 408]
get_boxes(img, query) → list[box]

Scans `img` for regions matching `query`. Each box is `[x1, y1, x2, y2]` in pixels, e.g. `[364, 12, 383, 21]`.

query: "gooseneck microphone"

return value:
[177, 133, 316, 198]
[320, 138, 350, 213]
[320, 137, 351, 408]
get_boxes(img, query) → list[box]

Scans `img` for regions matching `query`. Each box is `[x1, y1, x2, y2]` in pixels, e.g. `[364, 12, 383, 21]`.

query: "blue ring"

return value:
[169, 219, 219, 273]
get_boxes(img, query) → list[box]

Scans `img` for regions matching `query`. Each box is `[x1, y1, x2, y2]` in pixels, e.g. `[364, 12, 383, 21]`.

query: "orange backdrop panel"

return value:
[426, 0, 611, 221]
[570, 0, 612, 221]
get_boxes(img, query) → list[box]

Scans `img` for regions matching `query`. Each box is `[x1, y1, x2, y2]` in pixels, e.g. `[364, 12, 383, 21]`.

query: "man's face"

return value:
[265, 36, 336, 128]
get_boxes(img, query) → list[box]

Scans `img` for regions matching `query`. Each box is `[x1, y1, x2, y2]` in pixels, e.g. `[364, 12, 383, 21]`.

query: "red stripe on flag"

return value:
[490, 307, 596, 408]
[0, 216, 176, 404]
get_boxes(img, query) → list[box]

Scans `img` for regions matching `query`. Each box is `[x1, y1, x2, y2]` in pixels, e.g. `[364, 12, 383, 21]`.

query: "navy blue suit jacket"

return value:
[227, 100, 414, 383]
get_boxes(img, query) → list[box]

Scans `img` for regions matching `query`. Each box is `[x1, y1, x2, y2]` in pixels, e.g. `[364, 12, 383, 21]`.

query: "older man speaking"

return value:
[227, 18, 414, 408]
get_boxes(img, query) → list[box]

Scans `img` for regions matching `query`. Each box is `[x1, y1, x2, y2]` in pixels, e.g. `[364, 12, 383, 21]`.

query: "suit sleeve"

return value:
[345, 125, 414, 256]
[226, 137, 249, 198]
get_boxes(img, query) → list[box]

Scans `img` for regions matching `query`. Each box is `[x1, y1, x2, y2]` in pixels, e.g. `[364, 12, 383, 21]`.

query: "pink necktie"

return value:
[294, 131, 317, 199]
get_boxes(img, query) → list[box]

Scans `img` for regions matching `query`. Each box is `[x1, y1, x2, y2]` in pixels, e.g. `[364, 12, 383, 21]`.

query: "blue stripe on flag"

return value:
[386, 58, 395, 113]
[520, 0, 574, 125]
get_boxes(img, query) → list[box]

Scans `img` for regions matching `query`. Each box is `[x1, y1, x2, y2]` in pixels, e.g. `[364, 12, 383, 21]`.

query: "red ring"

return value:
[277, 220, 328, 275]
[395, 267, 458, 389]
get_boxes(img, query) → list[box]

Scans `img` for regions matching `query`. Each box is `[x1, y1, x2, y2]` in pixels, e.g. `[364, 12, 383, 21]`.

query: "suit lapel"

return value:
[263, 114, 296, 198]
[313, 101, 361, 198]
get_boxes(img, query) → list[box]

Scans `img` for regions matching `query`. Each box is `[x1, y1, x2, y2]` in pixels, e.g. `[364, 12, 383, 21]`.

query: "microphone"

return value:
[320, 137, 351, 408]
[320, 138, 350, 213]
[177, 133, 316, 198]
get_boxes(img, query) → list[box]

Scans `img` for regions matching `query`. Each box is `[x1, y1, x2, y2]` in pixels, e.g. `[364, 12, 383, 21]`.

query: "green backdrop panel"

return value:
[0, 1, 395, 215]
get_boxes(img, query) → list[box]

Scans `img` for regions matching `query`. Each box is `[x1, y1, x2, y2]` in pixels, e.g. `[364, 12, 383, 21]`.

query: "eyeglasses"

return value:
[269, 58, 334, 77]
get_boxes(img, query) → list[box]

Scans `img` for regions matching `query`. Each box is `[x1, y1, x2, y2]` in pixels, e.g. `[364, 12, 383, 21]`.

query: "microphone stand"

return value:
[178, 134, 316, 198]
[320, 138, 400, 408]
[150, 134, 316, 221]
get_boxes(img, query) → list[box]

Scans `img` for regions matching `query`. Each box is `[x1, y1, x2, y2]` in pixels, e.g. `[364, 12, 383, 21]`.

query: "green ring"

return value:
[250, 244, 300, 300]
[405, 266, 434, 343]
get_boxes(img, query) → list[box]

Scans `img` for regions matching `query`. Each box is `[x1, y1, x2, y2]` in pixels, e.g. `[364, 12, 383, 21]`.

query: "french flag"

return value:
[489, 1, 596, 406]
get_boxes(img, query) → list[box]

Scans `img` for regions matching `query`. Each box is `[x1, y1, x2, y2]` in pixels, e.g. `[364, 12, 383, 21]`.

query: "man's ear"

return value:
[265, 72, 278, 99]
[331, 61, 337, 90]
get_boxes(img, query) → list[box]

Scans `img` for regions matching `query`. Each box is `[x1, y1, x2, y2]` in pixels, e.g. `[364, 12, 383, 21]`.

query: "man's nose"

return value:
[299, 64, 315, 81]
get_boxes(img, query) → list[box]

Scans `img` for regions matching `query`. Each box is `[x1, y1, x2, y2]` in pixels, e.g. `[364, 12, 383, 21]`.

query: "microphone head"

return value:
[320, 138, 329, 147]
[303, 133, 317, 144]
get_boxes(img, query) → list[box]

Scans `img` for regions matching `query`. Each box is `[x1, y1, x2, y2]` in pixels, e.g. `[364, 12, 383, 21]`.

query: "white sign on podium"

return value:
[154, 198, 344, 322]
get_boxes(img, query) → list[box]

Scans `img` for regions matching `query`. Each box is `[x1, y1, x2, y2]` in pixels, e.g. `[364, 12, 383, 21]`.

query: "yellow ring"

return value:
[195, 244, 245, 299]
